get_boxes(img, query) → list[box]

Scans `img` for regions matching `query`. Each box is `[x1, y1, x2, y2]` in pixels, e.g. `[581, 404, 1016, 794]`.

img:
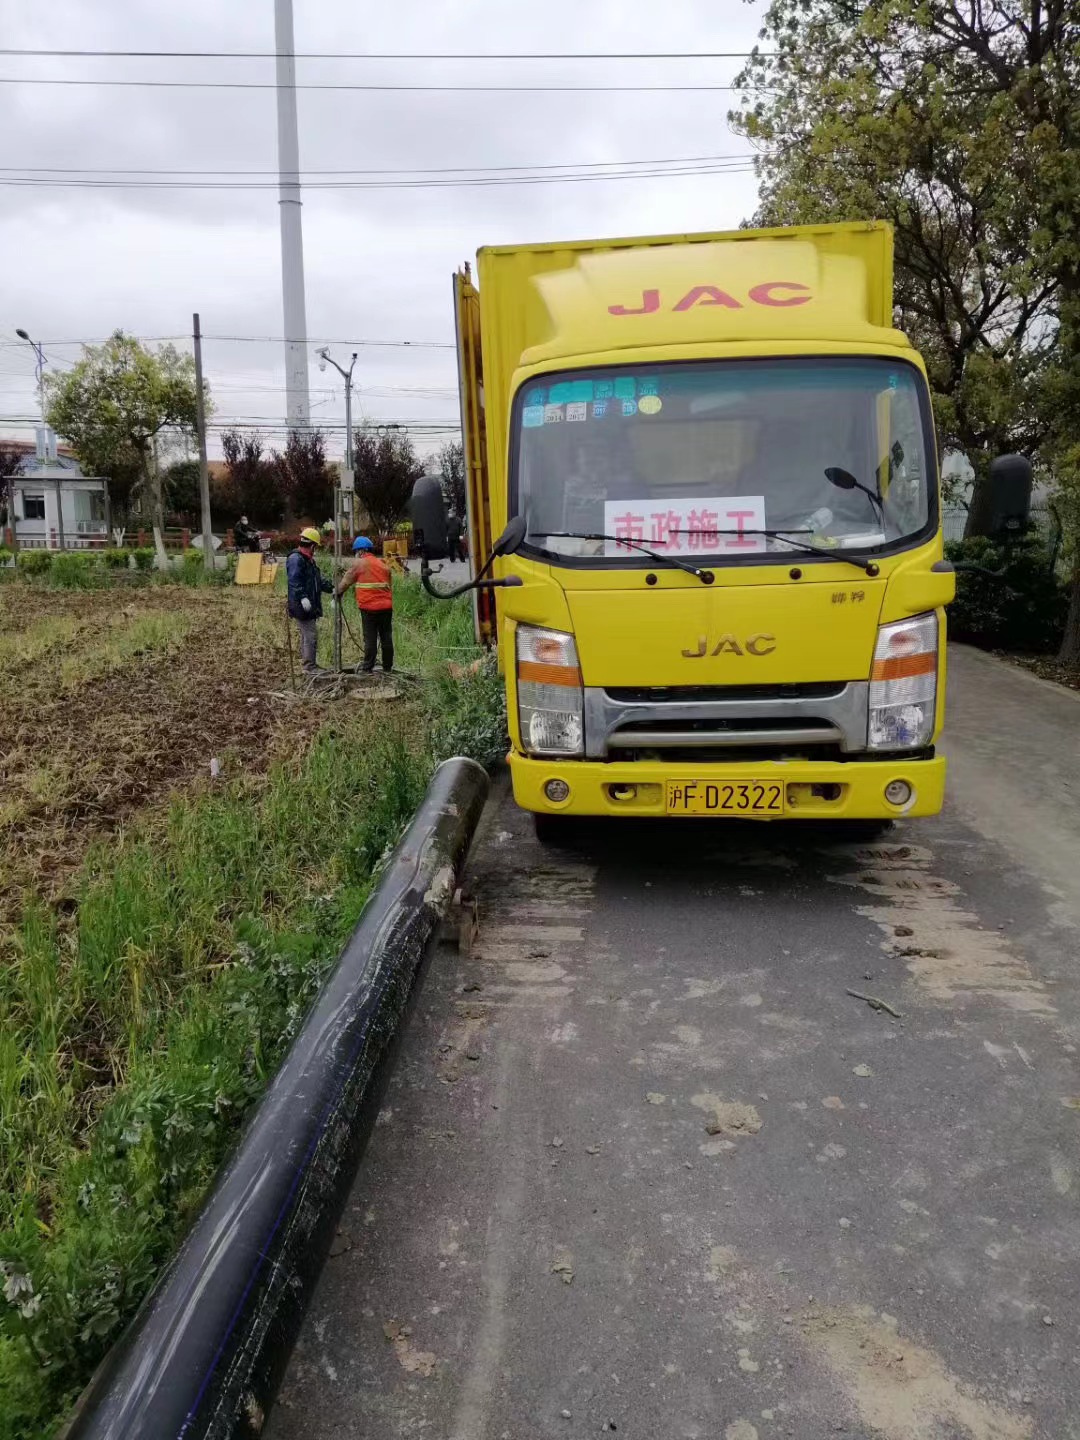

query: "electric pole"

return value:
[316, 347, 358, 672]
[192, 314, 214, 568]
[275, 0, 311, 430]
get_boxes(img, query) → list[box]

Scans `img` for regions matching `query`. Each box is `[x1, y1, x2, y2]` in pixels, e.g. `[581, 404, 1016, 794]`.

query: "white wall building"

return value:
[7, 473, 110, 550]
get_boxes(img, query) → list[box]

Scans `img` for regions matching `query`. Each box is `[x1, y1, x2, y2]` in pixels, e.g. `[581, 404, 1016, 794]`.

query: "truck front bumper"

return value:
[508, 753, 946, 821]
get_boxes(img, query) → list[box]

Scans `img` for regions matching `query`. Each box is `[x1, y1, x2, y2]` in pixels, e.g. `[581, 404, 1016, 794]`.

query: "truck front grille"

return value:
[604, 682, 846, 704]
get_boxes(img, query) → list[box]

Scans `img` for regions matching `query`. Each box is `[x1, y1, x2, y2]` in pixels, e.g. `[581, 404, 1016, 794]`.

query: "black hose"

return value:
[65, 758, 490, 1440]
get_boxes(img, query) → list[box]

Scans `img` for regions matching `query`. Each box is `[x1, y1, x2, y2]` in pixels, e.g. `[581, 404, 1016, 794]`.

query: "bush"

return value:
[51, 553, 102, 590]
[180, 549, 205, 583]
[101, 548, 130, 571]
[946, 535, 1068, 654]
[15, 549, 52, 577]
[131, 547, 155, 572]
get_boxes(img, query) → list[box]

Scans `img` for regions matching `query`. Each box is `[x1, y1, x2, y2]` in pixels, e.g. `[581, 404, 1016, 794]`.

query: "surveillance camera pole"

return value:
[316, 348, 358, 672]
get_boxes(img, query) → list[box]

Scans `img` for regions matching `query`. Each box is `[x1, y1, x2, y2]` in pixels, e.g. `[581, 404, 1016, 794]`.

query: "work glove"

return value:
[300, 597, 312, 614]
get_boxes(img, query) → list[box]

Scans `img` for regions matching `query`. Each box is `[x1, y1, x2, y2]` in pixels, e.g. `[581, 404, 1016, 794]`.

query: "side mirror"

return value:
[988, 454, 1032, 535]
[824, 467, 857, 491]
[492, 515, 527, 556]
[409, 475, 448, 560]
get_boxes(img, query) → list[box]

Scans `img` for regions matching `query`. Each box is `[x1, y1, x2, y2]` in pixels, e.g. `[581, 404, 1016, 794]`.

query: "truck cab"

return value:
[428, 221, 960, 829]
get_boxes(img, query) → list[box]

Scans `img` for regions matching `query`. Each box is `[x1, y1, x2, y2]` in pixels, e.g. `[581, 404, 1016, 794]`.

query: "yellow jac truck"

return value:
[413, 221, 1023, 837]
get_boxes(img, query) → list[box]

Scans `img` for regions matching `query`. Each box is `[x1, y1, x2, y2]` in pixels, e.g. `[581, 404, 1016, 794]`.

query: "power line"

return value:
[0, 161, 754, 191]
[0, 335, 455, 349]
[0, 76, 755, 93]
[0, 151, 748, 177]
[0, 48, 764, 61]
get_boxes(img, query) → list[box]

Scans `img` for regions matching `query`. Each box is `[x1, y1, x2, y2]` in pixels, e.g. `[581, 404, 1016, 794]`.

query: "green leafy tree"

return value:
[162, 458, 201, 523]
[437, 440, 467, 518]
[45, 333, 206, 544]
[353, 427, 425, 536]
[730, 0, 1080, 660]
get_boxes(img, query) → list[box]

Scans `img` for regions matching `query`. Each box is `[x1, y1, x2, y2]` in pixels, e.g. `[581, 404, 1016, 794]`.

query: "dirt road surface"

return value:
[270, 647, 1080, 1440]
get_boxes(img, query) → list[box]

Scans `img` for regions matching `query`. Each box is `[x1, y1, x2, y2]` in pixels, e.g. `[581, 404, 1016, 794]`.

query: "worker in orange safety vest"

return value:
[335, 536, 394, 672]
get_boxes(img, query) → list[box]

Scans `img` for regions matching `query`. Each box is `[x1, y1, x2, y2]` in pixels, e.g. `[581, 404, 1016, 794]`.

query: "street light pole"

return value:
[15, 328, 46, 427]
[315, 347, 358, 673]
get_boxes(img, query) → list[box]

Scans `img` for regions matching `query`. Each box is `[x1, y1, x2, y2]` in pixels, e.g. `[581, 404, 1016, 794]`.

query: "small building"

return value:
[7, 473, 111, 550]
[2, 440, 110, 549]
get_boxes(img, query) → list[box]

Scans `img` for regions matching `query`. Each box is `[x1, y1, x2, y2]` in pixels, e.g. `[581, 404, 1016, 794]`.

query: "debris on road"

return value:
[551, 1248, 575, 1285]
[692, 1094, 763, 1138]
[382, 1319, 437, 1377]
[852, 1064, 874, 1077]
[846, 988, 903, 1019]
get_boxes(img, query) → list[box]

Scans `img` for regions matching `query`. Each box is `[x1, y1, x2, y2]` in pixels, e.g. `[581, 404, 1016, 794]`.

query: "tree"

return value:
[162, 458, 201, 523]
[45, 332, 206, 554]
[438, 441, 467, 518]
[220, 429, 284, 525]
[0, 444, 21, 533]
[272, 429, 334, 523]
[730, 0, 1080, 659]
[353, 427, 425, 536]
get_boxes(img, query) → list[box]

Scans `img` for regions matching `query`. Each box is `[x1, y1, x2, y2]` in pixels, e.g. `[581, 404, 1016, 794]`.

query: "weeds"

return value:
[0, 578, 501, 1439]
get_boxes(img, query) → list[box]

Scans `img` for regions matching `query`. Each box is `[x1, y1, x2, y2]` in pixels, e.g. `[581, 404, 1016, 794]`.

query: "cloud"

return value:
[0, 0, 762, 456]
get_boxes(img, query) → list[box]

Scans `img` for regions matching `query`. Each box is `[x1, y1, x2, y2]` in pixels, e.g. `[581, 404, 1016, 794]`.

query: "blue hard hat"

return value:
[352, 536, 374, 552]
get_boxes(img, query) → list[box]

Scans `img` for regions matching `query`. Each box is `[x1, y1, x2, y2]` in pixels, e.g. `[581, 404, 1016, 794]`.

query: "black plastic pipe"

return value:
[64, 757, 490, 1440]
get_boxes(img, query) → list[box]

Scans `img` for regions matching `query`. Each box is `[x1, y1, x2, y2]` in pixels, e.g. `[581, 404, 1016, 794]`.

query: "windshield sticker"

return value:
[544, 404, 564, 424]
[592, 400, 609, 418]
[566, 402, 588, 422]
[525, 387, 547, 406]
[549, 379, 594, 405]
[522, 404, 545, 428]
[639, 377, 660, 397]
[595, 380, 615, 400]
[614, 377, 637, 400]
[621, 399, 638, 416]
[602, 496, 767, 557]
[637, 394, 663, 416]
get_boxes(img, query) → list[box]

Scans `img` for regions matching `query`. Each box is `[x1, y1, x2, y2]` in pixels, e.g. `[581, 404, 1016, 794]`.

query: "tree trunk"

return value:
[1058, 561, 1080, 668]
[143, 440, 170, 571]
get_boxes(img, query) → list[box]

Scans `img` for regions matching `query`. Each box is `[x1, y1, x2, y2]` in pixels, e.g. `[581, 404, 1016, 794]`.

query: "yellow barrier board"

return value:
[235, 553, 263, 586]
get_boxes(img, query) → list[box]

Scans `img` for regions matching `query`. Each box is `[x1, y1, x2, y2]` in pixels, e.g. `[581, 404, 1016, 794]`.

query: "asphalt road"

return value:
[269, 647, 1080, 1440]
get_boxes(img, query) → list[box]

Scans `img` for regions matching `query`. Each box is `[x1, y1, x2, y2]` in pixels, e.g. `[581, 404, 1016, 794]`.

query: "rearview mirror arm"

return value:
[419, 555, 523, 600]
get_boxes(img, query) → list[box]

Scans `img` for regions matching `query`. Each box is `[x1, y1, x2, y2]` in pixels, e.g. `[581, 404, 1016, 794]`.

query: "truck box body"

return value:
[455, 221, 953, 824]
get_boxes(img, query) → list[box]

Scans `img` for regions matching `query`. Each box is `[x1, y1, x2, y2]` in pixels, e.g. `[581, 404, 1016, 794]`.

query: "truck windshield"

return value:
[512, 358, 934, 562]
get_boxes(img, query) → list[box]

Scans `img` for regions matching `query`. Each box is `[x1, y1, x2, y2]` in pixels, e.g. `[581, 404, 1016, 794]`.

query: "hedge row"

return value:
[1, 549, 232, 589]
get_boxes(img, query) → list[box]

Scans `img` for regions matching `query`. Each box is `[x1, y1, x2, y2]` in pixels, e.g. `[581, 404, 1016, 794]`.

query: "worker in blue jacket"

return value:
[286, 527, 334, 671]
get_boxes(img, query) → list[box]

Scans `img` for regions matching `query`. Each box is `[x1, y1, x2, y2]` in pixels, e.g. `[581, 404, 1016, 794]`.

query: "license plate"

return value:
[666, 779, 785, 816]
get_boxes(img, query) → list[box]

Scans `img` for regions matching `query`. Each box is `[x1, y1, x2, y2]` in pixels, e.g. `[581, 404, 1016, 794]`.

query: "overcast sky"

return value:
[0, 0, 764, 460]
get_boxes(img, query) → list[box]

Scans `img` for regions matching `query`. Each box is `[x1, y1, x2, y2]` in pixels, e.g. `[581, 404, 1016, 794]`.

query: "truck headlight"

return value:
[868, 612, 938, 750]
[516, 624, 583, 756]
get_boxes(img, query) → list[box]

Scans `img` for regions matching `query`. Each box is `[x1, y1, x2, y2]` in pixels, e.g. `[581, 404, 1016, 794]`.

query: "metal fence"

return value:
[943, 499, 1060, 549]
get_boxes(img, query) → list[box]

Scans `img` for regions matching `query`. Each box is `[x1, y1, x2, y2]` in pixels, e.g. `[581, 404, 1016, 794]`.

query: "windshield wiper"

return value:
[530, 530, 715, 583]
[700, 529, 881, 575]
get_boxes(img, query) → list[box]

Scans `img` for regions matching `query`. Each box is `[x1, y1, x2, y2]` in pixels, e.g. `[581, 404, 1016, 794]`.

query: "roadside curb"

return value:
[64, 757, 490, 1440]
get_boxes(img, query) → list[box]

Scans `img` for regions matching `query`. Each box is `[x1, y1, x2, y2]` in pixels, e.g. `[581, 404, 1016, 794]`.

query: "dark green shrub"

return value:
[101, 548, 130, 570]
[946, 535, 1068, 654]
[131, 547, 156, 572]
[15, 549, 52, 577]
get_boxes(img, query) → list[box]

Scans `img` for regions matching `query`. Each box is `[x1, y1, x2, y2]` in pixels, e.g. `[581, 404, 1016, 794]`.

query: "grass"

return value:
[0, 576, 506, 1438]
